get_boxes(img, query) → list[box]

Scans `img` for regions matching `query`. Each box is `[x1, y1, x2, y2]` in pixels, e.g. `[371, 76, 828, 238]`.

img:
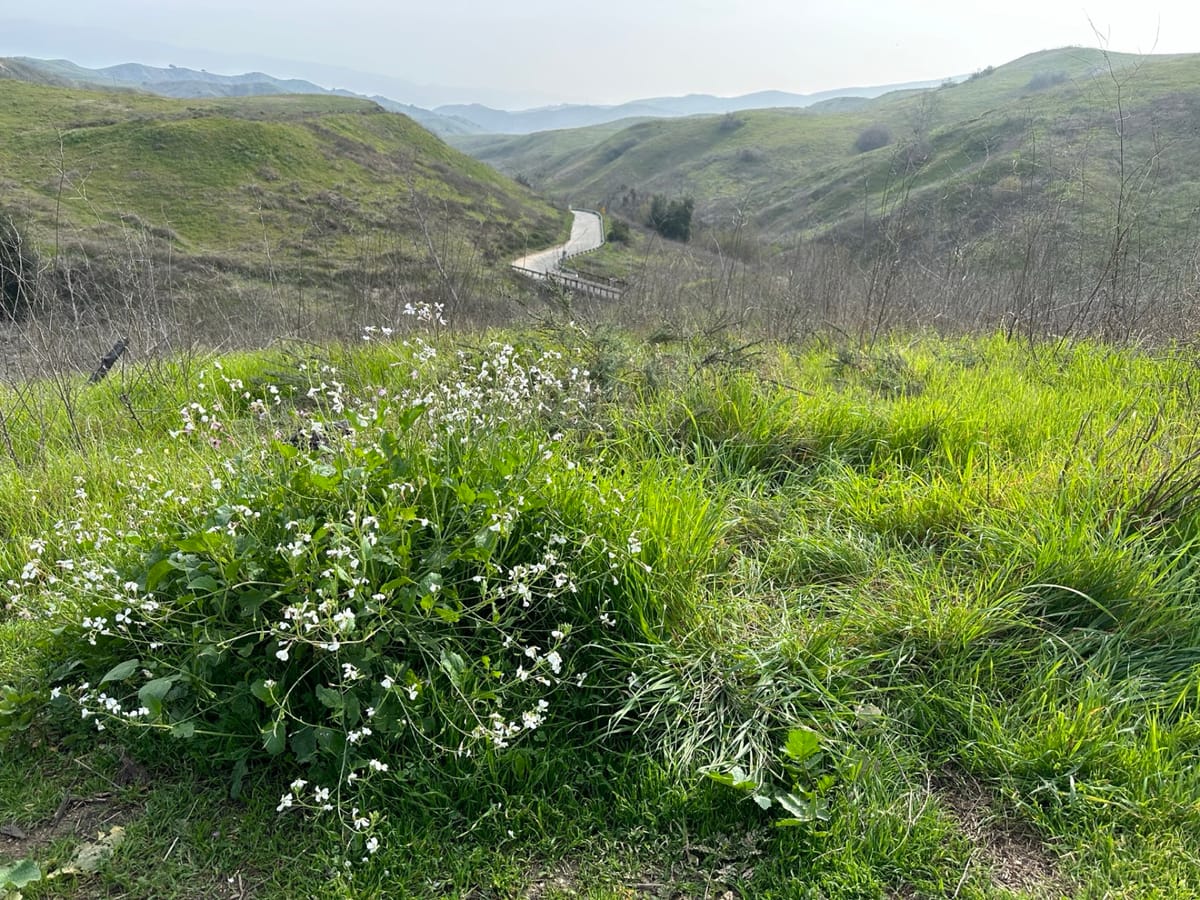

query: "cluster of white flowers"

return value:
[392, 342, 594, 447]
[75, 684, 151, 731]
[172, 401, 226, 446]
[9, 328, 667, 875]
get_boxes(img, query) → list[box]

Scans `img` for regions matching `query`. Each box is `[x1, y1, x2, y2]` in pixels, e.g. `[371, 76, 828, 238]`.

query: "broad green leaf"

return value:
[177, 533, 222, 555]
[309, 463, 340, 491]
[249, 679, 276, 704]
[145, 558, 178, 591]
[342, 691, 360, 727]
[170, 721, 195, 739]
[0, 858, 41, 888]
[440, 650, 467, 688]
[775, 792, 829, 824]
[48, 659, 81, 682]
[263, 717, 286, 755]
[473, 526, 499, 551]
[290, 726, 318, 763]
[784, 728, 820, 763]
[315, 685, 343, 710]
[137, 676, 177, 718]
[99, 659, 140, 685]
[433, 605, 461, 624]
[186, 574, 220, 594]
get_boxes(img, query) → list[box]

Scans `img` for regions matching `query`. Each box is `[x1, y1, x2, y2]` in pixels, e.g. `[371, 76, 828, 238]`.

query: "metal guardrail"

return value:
[511, 264, 624, 300]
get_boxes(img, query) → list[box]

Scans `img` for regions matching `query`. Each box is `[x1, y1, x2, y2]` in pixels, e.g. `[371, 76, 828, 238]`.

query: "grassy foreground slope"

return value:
[1, 324, 1199, 897]
[458, 47, 1200, 247]
[0, 79, 566, 277]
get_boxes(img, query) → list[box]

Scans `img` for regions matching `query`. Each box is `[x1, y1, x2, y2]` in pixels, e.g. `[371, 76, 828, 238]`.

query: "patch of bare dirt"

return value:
[522, 829, 765, 899]
[936, 775, 1074, 898]
[0, 791, 142, 860]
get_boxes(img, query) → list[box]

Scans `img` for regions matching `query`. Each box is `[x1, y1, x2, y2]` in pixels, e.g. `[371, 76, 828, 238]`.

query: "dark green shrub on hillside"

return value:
[1027, 71, 1068, 91]
[607, 218, 632, 244]
[646, 195, 694, 242]
[854, 124, 892, 154]
[0, 216, 36, 321]
[717, 113, 745, 133]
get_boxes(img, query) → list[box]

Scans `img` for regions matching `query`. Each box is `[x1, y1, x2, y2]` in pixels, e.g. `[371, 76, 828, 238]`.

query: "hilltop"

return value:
[0, 57, 482, 136]
[454, 47, 1200, 254]
[0, 78, 566, 312]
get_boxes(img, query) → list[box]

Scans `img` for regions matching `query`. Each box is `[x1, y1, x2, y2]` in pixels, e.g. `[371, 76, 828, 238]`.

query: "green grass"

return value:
[2, 328, 1200, 896]
[457, 47, 1200, 254]
[0, 79, 568, 282]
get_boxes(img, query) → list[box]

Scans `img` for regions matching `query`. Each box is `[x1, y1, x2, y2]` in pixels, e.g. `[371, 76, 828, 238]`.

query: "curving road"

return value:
[513, 208, 604, 274]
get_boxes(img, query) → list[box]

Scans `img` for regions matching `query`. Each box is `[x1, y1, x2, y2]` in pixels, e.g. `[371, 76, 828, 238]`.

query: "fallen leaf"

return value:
[47, 825, 125, 878]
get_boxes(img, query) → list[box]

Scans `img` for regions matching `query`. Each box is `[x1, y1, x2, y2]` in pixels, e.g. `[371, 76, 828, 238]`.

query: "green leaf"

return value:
[186, 574, 220, 594]
[315, 685, 343, 710]
[249, 679, 276, 705]
[99, 659, 140, 685]
[309, 463, 340, 491]
[48, 659, 81, 682]
[170, 721, 195, 739]
[342, 690, 360, 727]
[137, 676, 178, 718]
[433, 605, 461, 624]
[775, 792, 829, 824]
[473, 526, 499, 551]
[705, 766, 756, 792]
[784, 727, 820, 763]
[263, 717, 286, 755]
[146, 558, 179, 591]
[315, 726, 346, 756]
[238, 589, 268, 619]
[230, 755, 249, 799]
[177, 533, 222, 555]
[0, 858, 41, 889]
[440, 650, 467, 688]
[290, 726, 318, 763]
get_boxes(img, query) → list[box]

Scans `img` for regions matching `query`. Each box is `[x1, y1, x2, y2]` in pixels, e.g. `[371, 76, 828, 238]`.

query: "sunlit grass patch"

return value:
[3, 328, 1200, 896]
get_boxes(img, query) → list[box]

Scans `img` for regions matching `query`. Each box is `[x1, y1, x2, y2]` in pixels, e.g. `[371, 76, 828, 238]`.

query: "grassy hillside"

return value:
[0, 57, 481, 137]
[0, 79, 566, 286]
[457, 47, 1200, 251]
[2, 324, 1200, 896]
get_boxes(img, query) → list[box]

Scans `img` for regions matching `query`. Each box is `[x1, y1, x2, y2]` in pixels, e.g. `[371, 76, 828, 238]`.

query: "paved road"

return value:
[513, 208, 604, 274]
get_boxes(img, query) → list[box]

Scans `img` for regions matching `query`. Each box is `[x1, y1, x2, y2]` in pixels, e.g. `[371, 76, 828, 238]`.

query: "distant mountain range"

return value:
[432, 79, 954, 135]
[0, 56, 955, 138]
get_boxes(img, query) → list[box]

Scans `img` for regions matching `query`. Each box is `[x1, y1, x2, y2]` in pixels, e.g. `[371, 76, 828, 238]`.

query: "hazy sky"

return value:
[2, 1, 1195, 108]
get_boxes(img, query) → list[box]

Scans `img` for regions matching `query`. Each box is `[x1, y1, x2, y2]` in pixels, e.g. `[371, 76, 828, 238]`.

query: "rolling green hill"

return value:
[0, 78, 566, 287]
[0, 57, 482, 137]
[456, 47, 1200, 253]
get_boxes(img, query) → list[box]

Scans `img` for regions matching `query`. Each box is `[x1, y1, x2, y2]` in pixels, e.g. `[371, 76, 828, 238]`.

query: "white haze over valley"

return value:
[1, 1, 1196, 109]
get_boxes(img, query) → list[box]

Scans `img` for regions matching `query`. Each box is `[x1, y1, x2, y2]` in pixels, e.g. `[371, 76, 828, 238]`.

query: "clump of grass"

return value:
[4, 327, 1200, 896]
